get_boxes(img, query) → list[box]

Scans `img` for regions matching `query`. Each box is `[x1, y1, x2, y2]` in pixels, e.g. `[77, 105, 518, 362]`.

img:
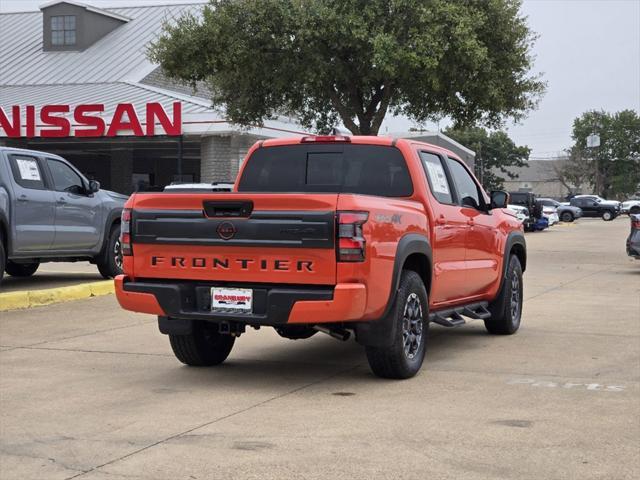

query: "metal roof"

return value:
[0, 82, 211, 114]
[0, 3, 206, 86]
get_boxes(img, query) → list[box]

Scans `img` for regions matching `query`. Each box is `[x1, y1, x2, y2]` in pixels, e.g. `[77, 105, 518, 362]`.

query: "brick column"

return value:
[201, 134, 261, 184]
[200, 135, 233, 183]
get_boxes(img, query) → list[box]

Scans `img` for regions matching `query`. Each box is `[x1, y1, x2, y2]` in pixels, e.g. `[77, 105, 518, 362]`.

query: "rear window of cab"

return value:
[237, 144, 413, 197]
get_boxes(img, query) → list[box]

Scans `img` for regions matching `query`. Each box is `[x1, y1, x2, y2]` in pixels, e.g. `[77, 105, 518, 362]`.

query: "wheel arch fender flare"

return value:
[99, 208, 122, 254]
[498, 231, 526, 291]
[0, 211, 9, 253]
[385, 233, 433, 311]
[355, 233, 432, 347]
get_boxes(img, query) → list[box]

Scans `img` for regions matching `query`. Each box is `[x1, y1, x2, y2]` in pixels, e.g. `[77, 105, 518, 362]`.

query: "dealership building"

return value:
[0, 0, 474, 194]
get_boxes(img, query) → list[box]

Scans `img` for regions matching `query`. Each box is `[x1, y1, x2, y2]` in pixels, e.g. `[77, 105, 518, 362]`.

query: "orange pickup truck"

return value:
[115, 135, 526, 378]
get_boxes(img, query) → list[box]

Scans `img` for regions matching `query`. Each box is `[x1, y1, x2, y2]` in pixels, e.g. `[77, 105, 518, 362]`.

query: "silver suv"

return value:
[0, 147, 127, 285]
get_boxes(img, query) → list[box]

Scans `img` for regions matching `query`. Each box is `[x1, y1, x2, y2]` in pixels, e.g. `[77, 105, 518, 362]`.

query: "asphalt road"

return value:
[1, 218, 638, 480]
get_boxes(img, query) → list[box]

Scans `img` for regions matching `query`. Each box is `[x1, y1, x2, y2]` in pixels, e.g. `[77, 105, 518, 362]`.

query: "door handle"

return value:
[17, 195, 28, 202]
[56, 197, 67, 205]
[435, 215, 447, 226]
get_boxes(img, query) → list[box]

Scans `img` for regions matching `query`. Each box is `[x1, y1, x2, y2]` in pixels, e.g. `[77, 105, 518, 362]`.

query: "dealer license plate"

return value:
[211, 287, 253, 313]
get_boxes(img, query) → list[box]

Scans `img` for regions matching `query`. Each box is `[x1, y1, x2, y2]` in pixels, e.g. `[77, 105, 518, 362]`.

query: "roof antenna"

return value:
[331, 127, 348, 136]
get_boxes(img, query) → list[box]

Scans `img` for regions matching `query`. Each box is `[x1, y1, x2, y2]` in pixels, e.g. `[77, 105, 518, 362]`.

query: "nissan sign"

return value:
[0, 102, 182, 138]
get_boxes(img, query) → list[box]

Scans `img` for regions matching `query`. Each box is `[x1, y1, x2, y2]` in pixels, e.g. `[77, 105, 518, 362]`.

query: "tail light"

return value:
[120, 208, 132, 256]
[632, 217, 640, 229]
[336, 211, 368, 262]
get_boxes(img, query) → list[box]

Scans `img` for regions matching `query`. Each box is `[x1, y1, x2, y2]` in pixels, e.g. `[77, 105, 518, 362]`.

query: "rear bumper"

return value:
[114, 275, 366, 325]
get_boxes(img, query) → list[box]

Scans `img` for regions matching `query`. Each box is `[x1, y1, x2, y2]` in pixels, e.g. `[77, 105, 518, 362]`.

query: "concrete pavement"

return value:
[0, 218, 638, 480]
[1, 262, 103, 293]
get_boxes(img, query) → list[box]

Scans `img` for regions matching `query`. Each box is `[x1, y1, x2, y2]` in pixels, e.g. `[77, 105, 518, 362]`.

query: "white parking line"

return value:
[507, 377, 626, 392]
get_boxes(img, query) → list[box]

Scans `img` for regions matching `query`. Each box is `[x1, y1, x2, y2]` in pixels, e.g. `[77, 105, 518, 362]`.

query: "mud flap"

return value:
[158, 316, 194, 335]
[354, 290, 399, 347]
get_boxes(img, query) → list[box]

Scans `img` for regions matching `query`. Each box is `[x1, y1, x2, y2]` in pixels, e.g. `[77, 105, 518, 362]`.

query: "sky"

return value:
[1, 0, 639, 158]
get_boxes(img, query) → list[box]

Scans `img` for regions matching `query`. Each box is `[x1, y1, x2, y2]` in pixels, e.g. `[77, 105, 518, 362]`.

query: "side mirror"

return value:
[89, 180, 100, 193]
[490, 190, 509, 209]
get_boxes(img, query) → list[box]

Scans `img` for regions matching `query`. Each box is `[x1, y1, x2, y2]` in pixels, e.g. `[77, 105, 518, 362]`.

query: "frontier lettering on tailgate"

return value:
[150, 256, 314, 272]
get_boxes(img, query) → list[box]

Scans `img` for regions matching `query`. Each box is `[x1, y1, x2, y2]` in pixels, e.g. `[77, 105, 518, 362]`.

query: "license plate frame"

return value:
[211, 287, 253, 313]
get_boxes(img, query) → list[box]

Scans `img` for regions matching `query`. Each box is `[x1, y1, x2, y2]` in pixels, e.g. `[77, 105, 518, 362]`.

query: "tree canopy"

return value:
[149, 0, 545, 135]
[563, 110, 640, 199]
[445, 127, 530, 191]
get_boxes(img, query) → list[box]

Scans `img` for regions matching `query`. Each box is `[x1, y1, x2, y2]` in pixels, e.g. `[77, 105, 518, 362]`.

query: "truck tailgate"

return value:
[130, 193, 338, 285]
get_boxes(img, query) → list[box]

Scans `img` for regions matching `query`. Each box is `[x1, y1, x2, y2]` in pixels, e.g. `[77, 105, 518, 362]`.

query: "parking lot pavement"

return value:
[1, 262, 103, 293]
[1, 217, 638, 480]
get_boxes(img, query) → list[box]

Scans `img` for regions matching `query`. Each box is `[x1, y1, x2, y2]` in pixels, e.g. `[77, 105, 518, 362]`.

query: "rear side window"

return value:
[238, 144, 413, 197]
[419, 152, 453, 204]
[8, 155, 46, 190]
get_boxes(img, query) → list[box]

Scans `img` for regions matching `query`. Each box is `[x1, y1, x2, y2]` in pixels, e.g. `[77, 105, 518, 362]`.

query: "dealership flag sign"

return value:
[0, 102, 182, 137]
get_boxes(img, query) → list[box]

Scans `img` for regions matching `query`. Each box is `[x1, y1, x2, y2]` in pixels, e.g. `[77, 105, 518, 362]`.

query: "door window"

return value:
[446, 157, 483, 209]
[419, 152, 453, 204]
[47, 159, 85, 194]
[8, 155, 46, 190]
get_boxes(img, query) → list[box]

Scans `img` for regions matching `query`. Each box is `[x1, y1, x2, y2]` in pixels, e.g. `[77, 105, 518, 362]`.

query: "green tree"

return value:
[445, 127, 531, 190]
[149, 0, 545, 135]
[566, 110, 640, 198]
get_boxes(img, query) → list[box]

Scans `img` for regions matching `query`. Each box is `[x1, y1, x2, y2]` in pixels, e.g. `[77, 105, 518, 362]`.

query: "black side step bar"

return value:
[429, 302, 491, 328]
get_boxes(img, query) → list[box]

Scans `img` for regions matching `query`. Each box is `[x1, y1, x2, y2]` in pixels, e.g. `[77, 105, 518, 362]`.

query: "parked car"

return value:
[569, 195, 620, 221]
[621, 198, 640, 215]
[164, 182, 234, 192]
[542, 206, 559, 226]
[114, 135, 527, 379]
[508, 192, 542, 232]
[507, 204, 529, 224]
[532, 216, 549, 231]
[538, 198, 582, 222]
[0, 147, 127, 285]
[627, 214, 640, 259]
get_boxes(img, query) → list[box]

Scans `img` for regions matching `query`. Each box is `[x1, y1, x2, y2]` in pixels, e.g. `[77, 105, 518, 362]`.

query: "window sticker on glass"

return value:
[424, 160, 450, 195]
[16, 158, 41, 181]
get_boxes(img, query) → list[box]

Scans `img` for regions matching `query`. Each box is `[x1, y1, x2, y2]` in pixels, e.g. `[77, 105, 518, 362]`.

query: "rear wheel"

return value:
[169, 322, 235, 366]
[602, 210, 614, 221]
[485, 255, 523, 335]
[96, 224, 122, 278]
[365, 270, 428, 379]
[5, 261, 39, 277]
[560, 211, 574, 222]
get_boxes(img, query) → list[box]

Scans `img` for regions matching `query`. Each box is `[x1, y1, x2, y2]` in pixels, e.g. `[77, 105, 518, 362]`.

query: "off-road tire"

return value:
[602, 210, 614, 221]
[169, 322, 235, 366]
[97, 224, 122, 279]
[0, 237, 5, 284]
[5, 261, 39, 277]
[485, 255, 523, 335]
[365, 270, 428, 379]
[560, 211, 574, 222]
[629, 206, 640, 215]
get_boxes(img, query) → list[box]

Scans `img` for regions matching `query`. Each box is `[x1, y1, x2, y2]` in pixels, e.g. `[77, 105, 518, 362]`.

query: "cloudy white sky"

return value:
[1, 0, 639, 158]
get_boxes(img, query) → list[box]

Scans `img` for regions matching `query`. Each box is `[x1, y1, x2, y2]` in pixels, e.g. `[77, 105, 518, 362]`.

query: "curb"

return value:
[0, 280, 115, 312]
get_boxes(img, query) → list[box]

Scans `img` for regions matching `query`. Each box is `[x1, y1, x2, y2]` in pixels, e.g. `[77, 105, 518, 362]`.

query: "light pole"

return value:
[587, 132, 600, 195]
